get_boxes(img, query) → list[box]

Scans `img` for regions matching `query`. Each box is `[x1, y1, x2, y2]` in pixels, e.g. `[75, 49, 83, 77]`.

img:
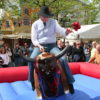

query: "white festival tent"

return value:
[66, 24, 100, 40]
[77, 24, 100, 39]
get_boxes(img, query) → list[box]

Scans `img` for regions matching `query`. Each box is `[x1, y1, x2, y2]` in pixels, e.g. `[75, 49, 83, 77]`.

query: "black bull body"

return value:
[34, 52, 69, 98]
[19, 46, 73, 98]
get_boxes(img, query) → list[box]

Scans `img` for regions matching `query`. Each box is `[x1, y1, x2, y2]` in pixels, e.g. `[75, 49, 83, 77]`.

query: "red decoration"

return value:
[72, 22, 81, 31]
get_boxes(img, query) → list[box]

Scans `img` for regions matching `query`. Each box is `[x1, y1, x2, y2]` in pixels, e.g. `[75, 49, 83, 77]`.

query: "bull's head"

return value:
[19, 47, 67, 75]
[20, 46, 67, 77]
[20, 46, 67, 78]
[35, 52, 58, 80]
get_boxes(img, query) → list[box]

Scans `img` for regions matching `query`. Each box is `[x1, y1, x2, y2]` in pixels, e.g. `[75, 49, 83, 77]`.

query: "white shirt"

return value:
[31, 18, 67, 46]
[0, 53, 10, 65]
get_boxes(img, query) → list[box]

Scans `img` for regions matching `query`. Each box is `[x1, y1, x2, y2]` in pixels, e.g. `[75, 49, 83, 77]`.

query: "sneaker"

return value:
[69, 84, 74, 94]
[31, 82, 35, 91]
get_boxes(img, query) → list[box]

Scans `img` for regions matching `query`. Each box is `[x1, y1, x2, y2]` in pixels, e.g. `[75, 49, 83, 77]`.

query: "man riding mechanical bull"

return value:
[22, 6, 75, 99]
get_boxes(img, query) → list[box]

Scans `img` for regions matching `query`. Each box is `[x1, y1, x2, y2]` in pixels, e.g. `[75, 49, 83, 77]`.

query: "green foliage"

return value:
[1, 0, 100, 24]
[0, 0, 9, 9]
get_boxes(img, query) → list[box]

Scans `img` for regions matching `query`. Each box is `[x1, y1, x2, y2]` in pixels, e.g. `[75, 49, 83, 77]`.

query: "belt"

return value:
[40, 43, 56, 46]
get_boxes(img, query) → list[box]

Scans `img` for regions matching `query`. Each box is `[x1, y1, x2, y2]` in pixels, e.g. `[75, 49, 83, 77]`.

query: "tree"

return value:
[0, 0, 5, 8]
[20, 0, 84, 25]
[1, 0, 100, 24]
[82, 0, 100, 24]
[0, 0, 21, 19]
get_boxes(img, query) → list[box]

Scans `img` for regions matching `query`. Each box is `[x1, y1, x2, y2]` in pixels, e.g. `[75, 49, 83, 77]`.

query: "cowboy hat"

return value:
[39, 6, 54, 17]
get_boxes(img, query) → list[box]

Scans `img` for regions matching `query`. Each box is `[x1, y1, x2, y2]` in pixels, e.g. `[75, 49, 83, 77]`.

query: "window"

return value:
[13, 21, 17, 26]
[6, 21, 10, 28]
[24, 8, 29, 15]
[23, 18, 30, 25]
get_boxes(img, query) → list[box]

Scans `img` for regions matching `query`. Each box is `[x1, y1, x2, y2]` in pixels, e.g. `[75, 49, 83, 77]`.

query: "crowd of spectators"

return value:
[0, 40, 100, 68]
[57, 40, 100, 64]
[0, 42, 34, 68]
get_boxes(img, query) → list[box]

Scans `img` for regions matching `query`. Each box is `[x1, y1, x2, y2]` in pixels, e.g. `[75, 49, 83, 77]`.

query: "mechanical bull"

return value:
[20, 46, 74, 99]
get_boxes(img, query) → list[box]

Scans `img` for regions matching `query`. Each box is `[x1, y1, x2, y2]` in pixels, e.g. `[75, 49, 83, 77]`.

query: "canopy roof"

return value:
[66, 24, 100, 40]
[78, 24, 100, 39]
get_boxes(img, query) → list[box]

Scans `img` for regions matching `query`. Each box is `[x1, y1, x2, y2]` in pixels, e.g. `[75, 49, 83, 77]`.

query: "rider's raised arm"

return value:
[55, 20, 66, 36]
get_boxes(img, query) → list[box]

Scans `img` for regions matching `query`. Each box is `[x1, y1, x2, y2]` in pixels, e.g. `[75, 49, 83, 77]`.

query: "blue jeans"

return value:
[28, 43, 75, 85]
[14, 56, 23, 66]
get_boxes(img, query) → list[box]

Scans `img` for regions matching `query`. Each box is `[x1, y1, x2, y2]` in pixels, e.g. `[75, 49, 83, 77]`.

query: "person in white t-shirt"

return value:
[0, 47, 10, 67]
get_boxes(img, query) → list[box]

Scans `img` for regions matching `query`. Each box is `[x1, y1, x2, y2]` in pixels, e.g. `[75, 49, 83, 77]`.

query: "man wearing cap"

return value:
[28, 6, 75, 94]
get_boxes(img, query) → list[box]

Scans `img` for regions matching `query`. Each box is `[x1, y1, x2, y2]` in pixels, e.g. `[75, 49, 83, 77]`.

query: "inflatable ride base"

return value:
[0, 80, 91, 100]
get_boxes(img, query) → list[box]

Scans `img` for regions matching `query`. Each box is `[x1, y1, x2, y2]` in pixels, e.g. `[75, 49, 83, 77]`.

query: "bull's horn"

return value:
[56, 46, 68, 59]
[21, 55, 36, 62]
[14, 53, 36, 62]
